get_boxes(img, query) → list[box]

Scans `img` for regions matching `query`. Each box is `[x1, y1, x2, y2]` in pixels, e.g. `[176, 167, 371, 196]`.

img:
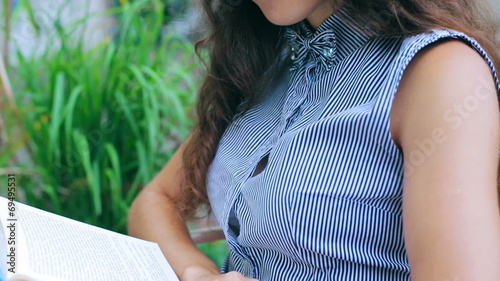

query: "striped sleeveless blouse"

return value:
[206, 8, 500, 281]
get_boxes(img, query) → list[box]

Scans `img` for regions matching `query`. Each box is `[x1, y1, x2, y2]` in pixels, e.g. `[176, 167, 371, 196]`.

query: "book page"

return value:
[0, 197, 179, 281]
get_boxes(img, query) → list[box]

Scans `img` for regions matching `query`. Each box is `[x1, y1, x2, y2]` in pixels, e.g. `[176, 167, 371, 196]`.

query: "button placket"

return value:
[240, 34, 322, 186]
[283, 62, 317, 131]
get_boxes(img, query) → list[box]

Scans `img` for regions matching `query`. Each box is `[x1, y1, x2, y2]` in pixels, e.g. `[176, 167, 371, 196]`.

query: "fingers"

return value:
[223, 271, 258, 280]
[183, 270, 258, 281]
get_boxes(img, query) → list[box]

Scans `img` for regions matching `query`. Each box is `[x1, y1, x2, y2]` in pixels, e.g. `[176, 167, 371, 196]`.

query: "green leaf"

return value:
[73, 130, 102, 215]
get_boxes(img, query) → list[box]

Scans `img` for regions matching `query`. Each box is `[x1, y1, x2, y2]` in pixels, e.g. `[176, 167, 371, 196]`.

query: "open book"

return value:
[0, 197, 179, 281]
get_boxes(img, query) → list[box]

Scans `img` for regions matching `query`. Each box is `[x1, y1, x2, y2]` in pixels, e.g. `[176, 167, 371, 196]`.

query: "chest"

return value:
[206, 38, 405, 265]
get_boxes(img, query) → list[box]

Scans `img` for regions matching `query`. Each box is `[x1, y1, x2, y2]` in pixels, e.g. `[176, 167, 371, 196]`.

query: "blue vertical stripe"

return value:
[207, 8, 500, 281]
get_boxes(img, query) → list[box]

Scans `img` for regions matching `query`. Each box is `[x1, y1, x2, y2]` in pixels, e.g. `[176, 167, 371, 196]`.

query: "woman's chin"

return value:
[252, 0, 312, 26]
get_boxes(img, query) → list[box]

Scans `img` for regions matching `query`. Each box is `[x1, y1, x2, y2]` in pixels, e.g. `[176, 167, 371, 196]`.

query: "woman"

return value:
[128, 0, 500, 280]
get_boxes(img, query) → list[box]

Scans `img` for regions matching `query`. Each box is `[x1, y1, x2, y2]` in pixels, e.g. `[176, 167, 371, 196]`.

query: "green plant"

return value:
[197, 240, 231, 267]
[6, 0, 198, 233]
[3, 0, 231, 266]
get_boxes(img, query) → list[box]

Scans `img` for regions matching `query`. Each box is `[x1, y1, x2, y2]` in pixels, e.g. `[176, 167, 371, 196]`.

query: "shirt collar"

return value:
[285, 8, 372, 71]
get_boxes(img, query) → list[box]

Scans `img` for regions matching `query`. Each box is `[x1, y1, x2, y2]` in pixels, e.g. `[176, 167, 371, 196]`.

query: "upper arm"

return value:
[391, 40, 500, 280]
[143, 136, 190, 200]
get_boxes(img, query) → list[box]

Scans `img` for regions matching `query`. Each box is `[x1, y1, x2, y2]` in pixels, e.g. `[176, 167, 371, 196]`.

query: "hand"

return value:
[181, 266, 258, 281]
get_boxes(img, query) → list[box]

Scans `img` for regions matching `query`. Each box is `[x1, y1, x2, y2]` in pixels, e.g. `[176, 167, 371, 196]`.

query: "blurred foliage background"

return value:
[0, 0, 228, 267]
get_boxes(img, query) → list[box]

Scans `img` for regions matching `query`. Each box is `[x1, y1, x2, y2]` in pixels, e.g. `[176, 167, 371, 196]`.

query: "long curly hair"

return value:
[177, 0, 500, 219]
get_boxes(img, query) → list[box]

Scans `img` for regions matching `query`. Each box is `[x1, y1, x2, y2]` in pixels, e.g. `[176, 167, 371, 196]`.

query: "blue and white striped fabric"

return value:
[206, 8, 500, 281]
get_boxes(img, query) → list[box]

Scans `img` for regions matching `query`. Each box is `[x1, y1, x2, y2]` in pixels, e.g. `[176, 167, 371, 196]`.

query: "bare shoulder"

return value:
[390, 38, 498, 147]
[392, 39, 500, 281]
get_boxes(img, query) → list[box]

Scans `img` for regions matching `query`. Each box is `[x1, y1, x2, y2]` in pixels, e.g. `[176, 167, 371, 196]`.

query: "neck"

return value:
[306, 2, 338, 30]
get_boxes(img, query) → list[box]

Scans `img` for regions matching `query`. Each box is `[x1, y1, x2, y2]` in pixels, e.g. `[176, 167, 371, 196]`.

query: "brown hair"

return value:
[178, 0, 500, 218]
